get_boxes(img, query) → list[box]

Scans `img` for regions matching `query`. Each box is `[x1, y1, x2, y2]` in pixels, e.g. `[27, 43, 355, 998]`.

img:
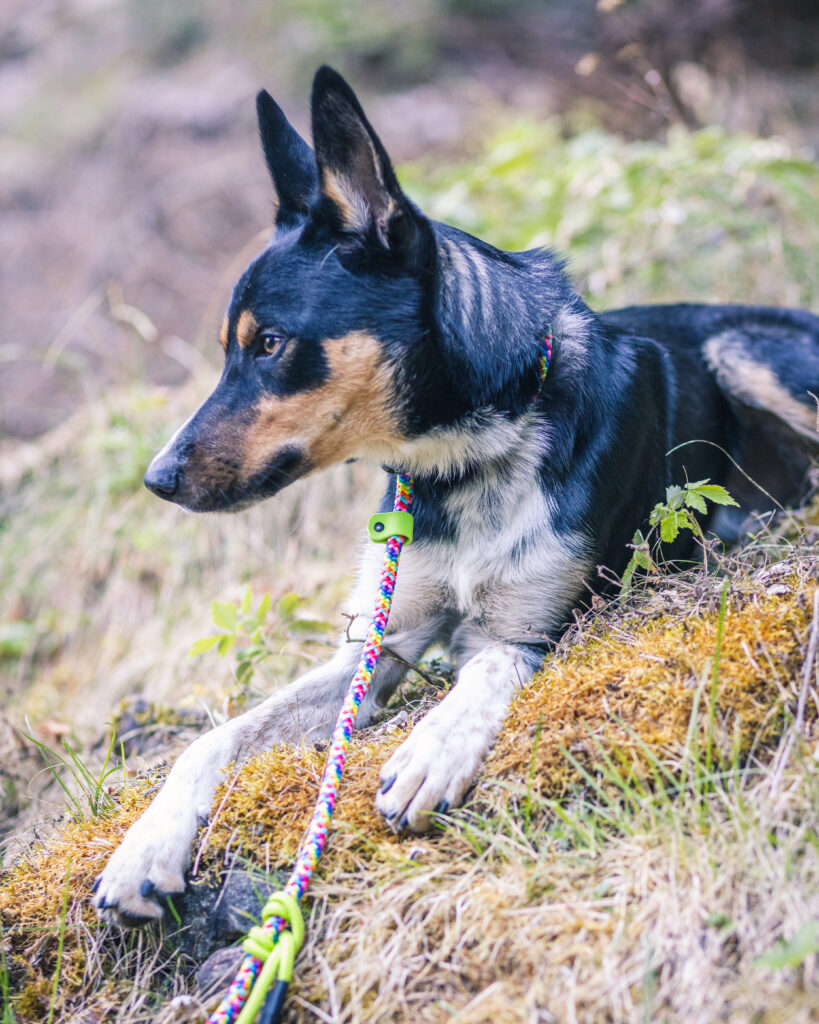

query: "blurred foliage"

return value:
[127, 0, 448, 82]
[190, 586, 333, 704]
[404, 123, 819, 310]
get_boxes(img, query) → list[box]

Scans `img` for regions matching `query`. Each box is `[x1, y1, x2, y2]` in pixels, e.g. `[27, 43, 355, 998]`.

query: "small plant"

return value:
[620, 479, 738, 598]
[24, 728, 122, 822]
[754, 920, 819, 971]
[189, 586, 333, 690]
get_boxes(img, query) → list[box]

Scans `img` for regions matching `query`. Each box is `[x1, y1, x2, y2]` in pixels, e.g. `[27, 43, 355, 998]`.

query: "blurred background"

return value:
[2, 0, 819, 441]
[1, 0, 818, 851]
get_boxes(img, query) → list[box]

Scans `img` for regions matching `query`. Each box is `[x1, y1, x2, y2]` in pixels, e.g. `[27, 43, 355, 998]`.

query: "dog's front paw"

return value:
[375, 710, 490, 832]
[93, 808, 196, 926]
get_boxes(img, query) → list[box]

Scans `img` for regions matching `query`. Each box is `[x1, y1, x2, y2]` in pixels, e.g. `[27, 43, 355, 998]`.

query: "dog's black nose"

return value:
[144, 457, 180, 500]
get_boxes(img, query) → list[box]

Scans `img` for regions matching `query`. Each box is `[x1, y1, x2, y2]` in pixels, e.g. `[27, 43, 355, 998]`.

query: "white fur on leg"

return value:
[375, 643, 533, 832]
[93, 641, 369, 925]
[94, 725, 237, 922]
[93, 616, 441, 925]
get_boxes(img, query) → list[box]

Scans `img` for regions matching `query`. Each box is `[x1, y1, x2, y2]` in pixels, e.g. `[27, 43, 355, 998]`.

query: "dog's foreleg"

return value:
[94, 624, 433, 926]
[375, 643, 537, 832]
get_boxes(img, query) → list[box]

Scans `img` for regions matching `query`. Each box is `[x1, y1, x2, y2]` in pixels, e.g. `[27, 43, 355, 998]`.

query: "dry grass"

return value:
[2, 540, 817, 1022]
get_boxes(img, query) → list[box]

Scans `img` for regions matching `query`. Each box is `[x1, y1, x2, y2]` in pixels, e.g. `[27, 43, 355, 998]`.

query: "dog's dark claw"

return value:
[380, 774, 396, 795]
[91, 874, 102, 895]
[397, 813, 409, 830]
[433, 799, 450, 815]
[140, 879, 156, 898]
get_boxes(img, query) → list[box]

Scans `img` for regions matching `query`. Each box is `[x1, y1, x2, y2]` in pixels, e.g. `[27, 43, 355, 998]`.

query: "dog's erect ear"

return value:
[256, 89, 317, 229]
[310, 66, 428, 261]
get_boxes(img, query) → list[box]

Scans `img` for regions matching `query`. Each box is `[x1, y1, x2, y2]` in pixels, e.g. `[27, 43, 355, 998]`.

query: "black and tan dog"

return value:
[94, 66, 819, 925]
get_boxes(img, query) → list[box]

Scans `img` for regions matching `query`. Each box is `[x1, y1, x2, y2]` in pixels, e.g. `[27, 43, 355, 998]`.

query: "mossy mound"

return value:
[2, 553, 817, 1022]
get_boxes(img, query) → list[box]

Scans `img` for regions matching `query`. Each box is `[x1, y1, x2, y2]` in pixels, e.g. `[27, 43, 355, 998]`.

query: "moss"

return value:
[15, 975, 49, 1020]
[1, 562, 816, 1020]
[487, 574, 815, 791]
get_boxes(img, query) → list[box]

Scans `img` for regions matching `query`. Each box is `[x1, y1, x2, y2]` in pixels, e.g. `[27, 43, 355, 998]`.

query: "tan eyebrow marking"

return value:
[236, 309, 259, 350]
[219, 316, 229, 351]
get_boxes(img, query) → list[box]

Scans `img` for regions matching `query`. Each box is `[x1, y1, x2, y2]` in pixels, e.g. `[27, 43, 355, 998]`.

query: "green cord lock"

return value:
[235, 892, 304, 1024]
[367, 510, 414, 544]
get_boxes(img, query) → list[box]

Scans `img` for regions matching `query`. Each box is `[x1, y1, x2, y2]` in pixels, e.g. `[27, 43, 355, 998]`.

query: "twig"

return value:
[342, 615, 441, 685]
[341, 612, 359, 644]
[796, 588, 819, 734]
[191, 767, 243, 877]
[769, 587, 819, 794]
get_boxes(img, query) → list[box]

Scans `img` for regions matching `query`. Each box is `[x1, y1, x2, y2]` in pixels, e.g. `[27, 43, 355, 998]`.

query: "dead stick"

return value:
[796, 589, 819, 734]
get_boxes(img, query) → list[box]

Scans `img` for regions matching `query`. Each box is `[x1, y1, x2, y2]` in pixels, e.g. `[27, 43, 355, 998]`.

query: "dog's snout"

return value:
[144, 455, 180, 501]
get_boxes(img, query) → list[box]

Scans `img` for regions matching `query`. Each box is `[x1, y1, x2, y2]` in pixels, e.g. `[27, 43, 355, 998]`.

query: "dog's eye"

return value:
[259, 331, 288, 357]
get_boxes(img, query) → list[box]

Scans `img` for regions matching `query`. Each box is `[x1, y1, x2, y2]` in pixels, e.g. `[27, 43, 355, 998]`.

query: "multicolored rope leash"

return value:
[206, 329, 552, 1024]
[206, 478, 413, 1024]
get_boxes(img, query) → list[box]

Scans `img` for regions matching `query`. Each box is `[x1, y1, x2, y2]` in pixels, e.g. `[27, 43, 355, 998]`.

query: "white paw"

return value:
[375, 644, 533, 832]
[93, 805, 198, 926]
[375, 706, 491, 832]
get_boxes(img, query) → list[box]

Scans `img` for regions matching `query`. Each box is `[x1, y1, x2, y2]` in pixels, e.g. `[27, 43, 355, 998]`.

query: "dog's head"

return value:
[145, 67, 439, 512]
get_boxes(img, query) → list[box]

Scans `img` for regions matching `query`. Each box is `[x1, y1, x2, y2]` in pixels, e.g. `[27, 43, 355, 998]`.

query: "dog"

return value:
[93, 66, 819, 925]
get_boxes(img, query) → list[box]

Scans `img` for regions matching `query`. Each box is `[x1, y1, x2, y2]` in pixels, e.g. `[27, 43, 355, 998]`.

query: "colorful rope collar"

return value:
[205, 330, 551, 1024]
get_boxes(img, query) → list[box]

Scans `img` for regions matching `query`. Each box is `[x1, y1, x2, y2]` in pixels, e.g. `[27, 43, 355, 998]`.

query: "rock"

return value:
[197, 946, 246, 1001]
[174, 867, 287, 961]
[152, 994, 206, 1023]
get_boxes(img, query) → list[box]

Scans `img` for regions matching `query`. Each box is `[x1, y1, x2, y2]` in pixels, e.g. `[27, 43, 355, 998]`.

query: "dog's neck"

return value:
[431, 224, 577, 408]
[368, 225, 592, 482]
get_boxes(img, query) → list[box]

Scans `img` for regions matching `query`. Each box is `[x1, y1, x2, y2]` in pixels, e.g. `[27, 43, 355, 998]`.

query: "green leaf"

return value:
[0, 620, 36, 658]
[629, 529, 653, 571]
[660, 510, 690, 543]
[240, 585, 252, 615]
[705, 911, 732, 930]
[211, 600, 237, 632]
[256, 592, 272, 625]
[665, 484, 685, 509]
[288, 618, 334, 634]
[696, 484, 739, 507]
[754, 920, 819, 970]
[684, 490, 707, 514]
[619, 558, 636, 600]
[188, 634, 222, 657]
[217, 634, 236, 656]
[236, 661, 254, 686]
[686, 479, 710, 489]
[276, 592, 301, 619]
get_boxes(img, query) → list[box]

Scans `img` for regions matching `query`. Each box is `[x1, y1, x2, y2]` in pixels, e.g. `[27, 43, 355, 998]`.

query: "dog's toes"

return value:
[375, 739, 472, 833]
[93, 837, 188, 928]
[375, 758, 428, 832]
[375, 709, 491, 832]
[91, 789, 200, 928]
[95, 871, 186, 927]
[95, 885, 165, 926]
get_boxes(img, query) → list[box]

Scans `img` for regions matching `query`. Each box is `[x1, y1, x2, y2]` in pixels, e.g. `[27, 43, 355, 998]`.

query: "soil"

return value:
[1, 0, 818, 441]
